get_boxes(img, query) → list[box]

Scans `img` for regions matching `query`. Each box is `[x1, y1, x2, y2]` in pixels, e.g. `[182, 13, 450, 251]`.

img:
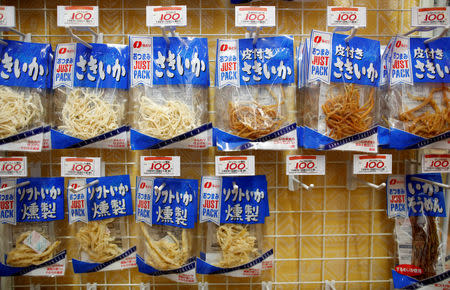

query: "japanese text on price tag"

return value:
[61, 157, 101, 178]
[422, 154, 450, 173]
[0, 157, 27, 177]
[0, 6, 15, 27]
[327, 6, 367, 28]
[235, 6, 275, 27]
[146, 6, 187, 27]
[140, 156, 180, 176]
[57, 6, 99, 27]
[215, 156, 255, 176]
[411, 7, 449, 27]
[353, 154, 392, 174]
[286, 155, 325, 175]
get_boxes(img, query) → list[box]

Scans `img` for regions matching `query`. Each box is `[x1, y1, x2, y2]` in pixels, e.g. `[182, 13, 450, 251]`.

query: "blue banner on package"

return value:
[0, 250, 66, 276]
[392, 269, 450, 289]
[53, 43, 129, 89]
[50, 126, 129, 149]
[137, 255, 196, 277]
[130, 36, 209, 87]
[72, 246, 136, 273]
[0, 39, 52, 89]
[215, 36, 294, 88]
[136, 177, 198, 229]
[405, 173, 446, 218]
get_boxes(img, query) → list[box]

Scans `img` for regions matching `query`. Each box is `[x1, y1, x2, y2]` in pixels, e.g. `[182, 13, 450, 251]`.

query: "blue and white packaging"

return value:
[0, 177, 66, 276]
[297, 38, 311, 148]
[303, 30, 381, 152]
[387, 36, 450, 149]
[214, 36, 297, 151]
[197, 175, 273, 276]
[135, 177, 198, 283]
[52, 43, 129, 149]
[67, 175, 136, 273]
[0, 40, 52, 152]
[386, 174, 447, 288]
[129, 36, 212, 150]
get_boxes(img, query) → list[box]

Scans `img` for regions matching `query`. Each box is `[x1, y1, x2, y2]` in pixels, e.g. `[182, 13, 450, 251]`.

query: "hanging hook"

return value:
[288, 175, 314, 191]
[0, 181, 30, 193]
[232, 181, 239, 191]
[66, 27, 93, 49]
[345, 26, 358, 42]
[68, 179, 99, 193]
[402, 26, 434, 37]
[253, 26, 261, 45]
[161, 27, 171, 45]
[261, 281, 273, 290]
[346, 160, 385, 191]
[424, 25, 450, 44]
[410, 176, 450, 189]
[154, 182, 166, 194]
[0, 27, 31, 46]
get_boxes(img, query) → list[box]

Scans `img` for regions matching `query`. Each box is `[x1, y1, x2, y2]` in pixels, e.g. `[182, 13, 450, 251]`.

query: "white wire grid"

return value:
[0, 0, 440, 289]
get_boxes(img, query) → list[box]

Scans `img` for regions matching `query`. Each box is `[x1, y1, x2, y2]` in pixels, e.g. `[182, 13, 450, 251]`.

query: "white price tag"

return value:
[353, 154, 392, 175]
[327, 6, 367, 28]
[422, 154, 450, 173]
[146, 6, 187, 27]
[0, 6, 15, 28]
[0, 157, 27, 177]
[411, 7, 449, 27]
[140, 156, 181, 176]
[215, 156, 255, 176]
[57, 6, 99, 27]
[61, 157, 101, 178]
[235, 6, 276, 27]
[286, 155, 325, 176]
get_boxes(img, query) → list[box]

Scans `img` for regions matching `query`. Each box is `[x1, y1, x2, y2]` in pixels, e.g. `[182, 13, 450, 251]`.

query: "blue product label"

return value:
[72, 246, 136, 273]
[405, 173, 446, 217]
[13, 177, 64, 222]
[410, 37, 450, 83]
[0, 250, 66, 276]
[136, 255, 196, 277]
[220, 176, 269, 224]
[53, 43, 129, 89]
[50, 126, 129, 149]
[0, 40, 52, 89]
[330, 33, 381, 86]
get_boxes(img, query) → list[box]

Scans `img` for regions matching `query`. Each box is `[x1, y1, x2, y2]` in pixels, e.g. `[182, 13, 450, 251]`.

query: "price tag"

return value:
[0, 157, 27, 177]
[235, 6, 276, 27]
[146, 6, 187, 27]
[327, 6, 367, 28]
[422, 154, 450, 173]
[0, 6, 15, 28]
[215, 156, 255, 176]
[57, 6, 99, 27]
[411, 7, 449, 27]
[61, 157, 101, 178]
[140, 156, 180, 176]
[286, 155, 325, 176]
[353, 154, 392, 174]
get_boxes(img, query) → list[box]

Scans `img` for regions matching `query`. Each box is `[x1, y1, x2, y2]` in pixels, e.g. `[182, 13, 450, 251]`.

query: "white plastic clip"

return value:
[325, 280, 336, 290]
[139, 282, 150, 290]
[288, 175, 314, 191]
[346, 161, 385, 191]
[198, 282, 208, 290]
[86, 283, 97, 290]
[232, 181, 239, 191]
[410, 176, 450, 190]
[245, 26, 262, 45]
[424, 25, 450, 44]
[161, 26, 182, 46]
[333, 26, 358, 43]
[154, 182, 166, 194]
[0, 181, 30, 193]
[69, 179, 99, 193]
[0, 27, 31, 45]
[262, 281, 273, 290]
[66, 27, 103, 49]
[403, 26, 434, 37]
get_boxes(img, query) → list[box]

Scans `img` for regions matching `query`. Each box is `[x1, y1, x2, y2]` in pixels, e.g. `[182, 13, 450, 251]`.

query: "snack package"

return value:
[0, 177, 66, 276]
[303, 30, 381, 152]
[52, 43, 129, 149]
[197, 175, 273, 276]
[0, 40, 52, 152]
[387, 36, 449, 149]
[129, 36, 211, 150]
[387, 174, 449, 288]
[214, 36, 297, 151]
[297, 38, 310, 148]
[135, 177, 198, 283]
[67, 175, 136, 273]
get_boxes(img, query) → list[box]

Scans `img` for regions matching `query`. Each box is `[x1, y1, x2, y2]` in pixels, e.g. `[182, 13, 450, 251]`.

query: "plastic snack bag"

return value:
[387, 36, 449, 149]
[214, 36, 297, 151]
[0, 40, 52, 152]
[0, 177, 66, 276]
[67, 175, 136, 273]
[197, 175, 273, 276]
[302, 30, 381, 152]
[387, 174, 449, 289]
[135, 177, 198, 283]
[52, 43, 129, 149]
[129, 36, 211, 150]
[297, 38, 310, 148]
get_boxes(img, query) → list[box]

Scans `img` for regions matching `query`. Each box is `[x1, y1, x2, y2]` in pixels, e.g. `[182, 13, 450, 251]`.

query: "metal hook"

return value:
[325, 280, 336, 290]
[66, 27, 93, 49]
[232, 181, 239, 191]
[68, 179, 99, 193]
[345, 26, 358, 42]
[410, 176, 450, 189]
[154, 183, 166, 194]
[288, 175, 314, 191]
[0, 181, 30, 193]
[253, 26, 261, 45]
[261, 281, 272, 290]
[161, 27, 171, 45]
[424, 25, 450, 44]
[198, 282, 208, 290]
[402, 26, 434, 37]
[0, 27, 32, 46]
[346, 160, 385, 191]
